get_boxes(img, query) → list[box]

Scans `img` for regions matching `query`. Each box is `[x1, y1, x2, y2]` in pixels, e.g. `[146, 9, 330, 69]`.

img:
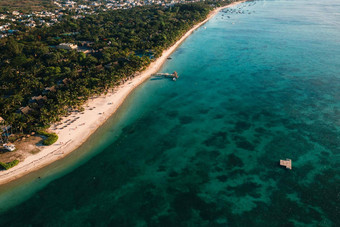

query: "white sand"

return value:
[0, 1, 246, 185]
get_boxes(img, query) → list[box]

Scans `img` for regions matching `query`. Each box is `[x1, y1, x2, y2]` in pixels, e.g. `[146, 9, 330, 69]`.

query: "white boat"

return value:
[3, 143, 15, 151]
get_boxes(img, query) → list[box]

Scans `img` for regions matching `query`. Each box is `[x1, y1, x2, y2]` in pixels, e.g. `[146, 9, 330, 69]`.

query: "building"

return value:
[30, 95, 47, 107]
[18, 106, 33, 115]
[43, 86, 56, 94]
[0, 116, 12, 142]
[57, 43, 78, 50]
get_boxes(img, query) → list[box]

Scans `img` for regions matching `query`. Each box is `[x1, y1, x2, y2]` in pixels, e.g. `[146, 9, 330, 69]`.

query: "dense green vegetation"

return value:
[0, 1, 234, 134]
[0, 160, 19, 170]
[0, 0, 52, 11]
[37, 131, 58, 145]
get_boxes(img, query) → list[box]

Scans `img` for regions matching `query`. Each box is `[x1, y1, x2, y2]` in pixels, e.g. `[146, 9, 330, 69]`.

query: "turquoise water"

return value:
[0, 0, 340, 225]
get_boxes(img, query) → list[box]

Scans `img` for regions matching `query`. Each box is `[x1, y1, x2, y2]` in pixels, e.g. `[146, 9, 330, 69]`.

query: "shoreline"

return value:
[0, 1, 246, 186]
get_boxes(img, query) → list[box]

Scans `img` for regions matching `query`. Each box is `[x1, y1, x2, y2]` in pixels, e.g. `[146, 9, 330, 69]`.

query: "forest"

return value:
[0, 0, 53, 11]
[0, 1, 233, 135]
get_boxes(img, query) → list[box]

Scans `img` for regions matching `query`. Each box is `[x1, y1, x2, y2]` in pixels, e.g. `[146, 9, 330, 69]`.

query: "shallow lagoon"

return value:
[0, 0, 339, 226]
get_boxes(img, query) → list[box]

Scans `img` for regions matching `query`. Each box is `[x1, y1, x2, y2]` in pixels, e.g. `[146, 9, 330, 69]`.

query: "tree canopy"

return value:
[0, 2, 232, 133]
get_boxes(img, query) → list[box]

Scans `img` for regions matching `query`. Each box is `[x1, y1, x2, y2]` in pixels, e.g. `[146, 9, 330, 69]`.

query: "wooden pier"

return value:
[154, 71, 179, 80]
[280, 159, 292, 170]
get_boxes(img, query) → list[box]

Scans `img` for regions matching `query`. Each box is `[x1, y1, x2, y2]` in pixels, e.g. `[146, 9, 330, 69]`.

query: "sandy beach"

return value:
[0, 1, 246, 185]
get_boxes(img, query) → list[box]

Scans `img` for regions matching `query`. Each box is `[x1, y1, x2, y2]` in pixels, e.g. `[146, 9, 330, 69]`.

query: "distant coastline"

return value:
[0, 0, 246, 185]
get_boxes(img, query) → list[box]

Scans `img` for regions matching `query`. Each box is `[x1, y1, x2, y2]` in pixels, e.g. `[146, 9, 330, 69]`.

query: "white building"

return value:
[57, 43, 78, 50]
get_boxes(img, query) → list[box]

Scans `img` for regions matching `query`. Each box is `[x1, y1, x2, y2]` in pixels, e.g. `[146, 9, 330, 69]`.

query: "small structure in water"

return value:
[280, 159, 292, 170]
[154, 71, 179, 81]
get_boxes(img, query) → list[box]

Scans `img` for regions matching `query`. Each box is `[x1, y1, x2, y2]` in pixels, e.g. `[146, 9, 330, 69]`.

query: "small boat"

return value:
[167, 57, 172, 60]
[3, 143, 16, 151]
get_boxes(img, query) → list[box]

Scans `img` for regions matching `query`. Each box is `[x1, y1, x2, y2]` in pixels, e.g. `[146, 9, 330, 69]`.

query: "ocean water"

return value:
[0, 0, 339, 226]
